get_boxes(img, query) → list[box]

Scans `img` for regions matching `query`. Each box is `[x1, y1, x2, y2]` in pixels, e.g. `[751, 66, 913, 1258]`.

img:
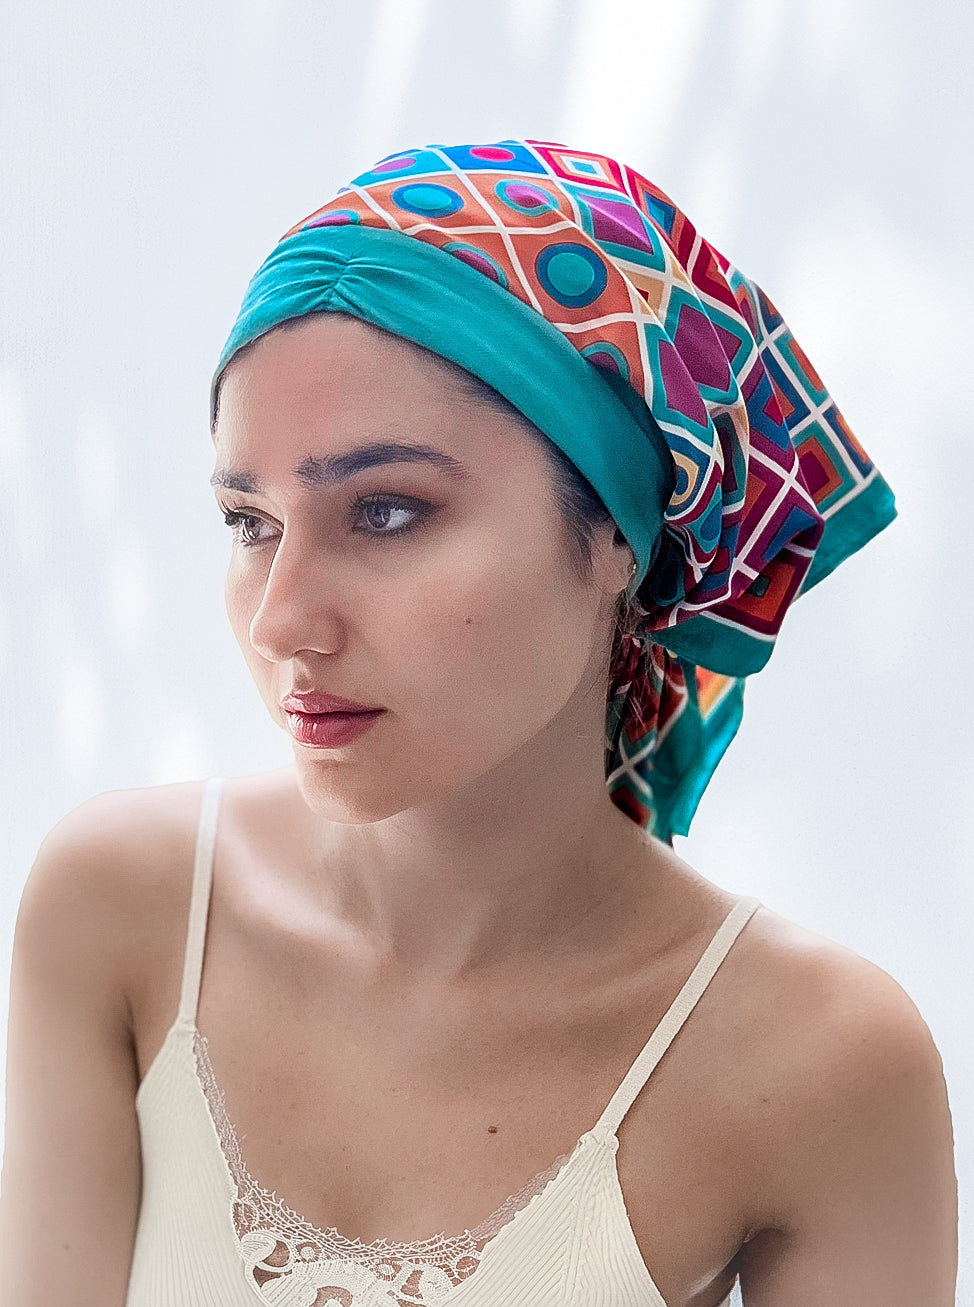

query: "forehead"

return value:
[218, 314, 454, 420]
[212, 313, 549, 480]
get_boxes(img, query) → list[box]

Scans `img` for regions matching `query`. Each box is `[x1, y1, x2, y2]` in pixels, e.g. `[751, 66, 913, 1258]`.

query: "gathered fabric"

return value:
[214, 139, 895, 840]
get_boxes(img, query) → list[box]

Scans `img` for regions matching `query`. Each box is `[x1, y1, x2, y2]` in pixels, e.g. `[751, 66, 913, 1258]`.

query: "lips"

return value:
[285, 708, 384, 748]
[281, 690, 383, 715]
[280, 690, 386, 749]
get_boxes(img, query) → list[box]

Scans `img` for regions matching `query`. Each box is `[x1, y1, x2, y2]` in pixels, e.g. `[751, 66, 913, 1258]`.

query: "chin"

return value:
[290, 750, 452, 824]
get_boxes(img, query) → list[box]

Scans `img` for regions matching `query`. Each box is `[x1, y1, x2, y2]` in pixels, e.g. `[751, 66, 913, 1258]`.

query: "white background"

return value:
[2, 0, 971, 1297]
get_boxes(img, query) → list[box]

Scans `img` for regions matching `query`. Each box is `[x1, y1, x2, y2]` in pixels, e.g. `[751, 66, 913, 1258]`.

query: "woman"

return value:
[1, 139, 957, 1305]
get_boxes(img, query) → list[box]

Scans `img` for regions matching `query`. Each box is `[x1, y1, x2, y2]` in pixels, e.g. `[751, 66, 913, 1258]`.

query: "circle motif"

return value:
[371, 155, 417, 173]
[669, 451, 699, 509]
[581, 341, 630, 381]
[391, 183, 464, 219]
[470, 145, 516, 162]
[442, 241, 509, 288]
[535, 243, 608, 308]
[304, 209, 360, 229]
[494, 180, 558, 215]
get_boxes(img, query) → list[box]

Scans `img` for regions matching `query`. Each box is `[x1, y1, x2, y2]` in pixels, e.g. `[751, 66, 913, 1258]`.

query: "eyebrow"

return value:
[210, 441, 468, 493]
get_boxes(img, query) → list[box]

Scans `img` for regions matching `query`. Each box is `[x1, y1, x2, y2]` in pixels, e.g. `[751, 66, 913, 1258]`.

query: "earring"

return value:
[627, 560, 638, 585]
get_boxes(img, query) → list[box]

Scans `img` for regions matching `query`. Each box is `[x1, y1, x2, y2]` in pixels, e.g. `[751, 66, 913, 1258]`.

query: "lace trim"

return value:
[193, 1029, 582, 1304]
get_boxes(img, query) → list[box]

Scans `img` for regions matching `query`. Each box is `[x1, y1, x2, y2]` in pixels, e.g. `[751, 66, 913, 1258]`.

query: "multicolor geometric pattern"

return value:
[238, 139, 896, 840]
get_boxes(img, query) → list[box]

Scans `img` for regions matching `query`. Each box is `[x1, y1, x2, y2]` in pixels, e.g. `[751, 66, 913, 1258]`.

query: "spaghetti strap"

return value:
[594, 895, 761, 1139]
[176, 777, 224, 1025]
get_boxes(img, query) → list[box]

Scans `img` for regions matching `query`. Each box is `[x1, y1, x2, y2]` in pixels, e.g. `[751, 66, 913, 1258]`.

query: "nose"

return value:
[247, 536, 346, 663]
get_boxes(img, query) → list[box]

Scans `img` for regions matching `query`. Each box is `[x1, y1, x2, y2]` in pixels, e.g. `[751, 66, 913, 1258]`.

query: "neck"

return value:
[287, 692, 663, 976]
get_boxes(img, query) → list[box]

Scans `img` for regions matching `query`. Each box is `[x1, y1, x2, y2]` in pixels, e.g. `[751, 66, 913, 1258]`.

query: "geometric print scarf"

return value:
[217, 138, 896, 841]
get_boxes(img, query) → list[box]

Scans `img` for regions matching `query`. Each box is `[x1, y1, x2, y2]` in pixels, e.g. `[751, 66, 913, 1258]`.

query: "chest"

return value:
[183, 954, 747, 1305]
[133, 848, 759, 1307]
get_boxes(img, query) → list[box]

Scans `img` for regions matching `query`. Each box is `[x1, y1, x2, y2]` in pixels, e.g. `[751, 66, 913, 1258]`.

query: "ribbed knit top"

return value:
[125, 778, 758, 1306]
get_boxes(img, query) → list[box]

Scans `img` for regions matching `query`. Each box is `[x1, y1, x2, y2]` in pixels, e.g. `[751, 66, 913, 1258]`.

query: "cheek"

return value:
[224, 564, 248, 640]
[224, 562, 266, 669]
[381, 540, 596, 742]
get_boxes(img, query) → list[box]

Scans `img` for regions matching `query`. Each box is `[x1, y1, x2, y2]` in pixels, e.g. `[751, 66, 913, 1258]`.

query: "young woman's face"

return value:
[213, 313, 628, 821]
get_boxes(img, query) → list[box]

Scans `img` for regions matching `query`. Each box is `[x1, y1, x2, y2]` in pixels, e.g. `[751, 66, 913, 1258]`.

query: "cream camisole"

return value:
[125, 778, 759, 1306]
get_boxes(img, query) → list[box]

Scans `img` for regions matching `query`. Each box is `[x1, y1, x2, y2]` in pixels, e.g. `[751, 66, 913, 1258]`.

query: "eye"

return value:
[222, 509, 277, 547]
[219, 495, 433, 546]
[353, 495, 431, 538]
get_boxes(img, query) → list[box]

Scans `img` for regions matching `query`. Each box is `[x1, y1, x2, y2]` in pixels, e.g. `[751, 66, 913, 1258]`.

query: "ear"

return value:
[594, 522, 638, 597]
[614, 526, 638, 589]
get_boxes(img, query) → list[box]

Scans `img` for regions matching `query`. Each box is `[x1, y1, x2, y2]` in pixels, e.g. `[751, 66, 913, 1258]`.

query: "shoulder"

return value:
[18, 780, 211, 1023]
[3, 782, 217, 1300]
[25, 778, 208, 920]
[729, 905, 953, 1230]
[19, 771, 301, 1016]
[740, 905, 944, 1094]
[32, 777, 205, 857]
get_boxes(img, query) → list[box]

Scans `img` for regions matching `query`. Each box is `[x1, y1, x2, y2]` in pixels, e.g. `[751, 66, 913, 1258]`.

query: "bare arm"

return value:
[0, 796, 145, 1306]
[739, 955, 957, 1305]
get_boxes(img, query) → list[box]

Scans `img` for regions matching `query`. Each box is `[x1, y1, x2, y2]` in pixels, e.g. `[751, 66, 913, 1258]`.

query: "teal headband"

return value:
[212, 224, 674, 591]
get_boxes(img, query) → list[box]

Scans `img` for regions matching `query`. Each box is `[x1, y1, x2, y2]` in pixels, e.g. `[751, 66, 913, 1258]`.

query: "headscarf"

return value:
[213, 138, 895, 842]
